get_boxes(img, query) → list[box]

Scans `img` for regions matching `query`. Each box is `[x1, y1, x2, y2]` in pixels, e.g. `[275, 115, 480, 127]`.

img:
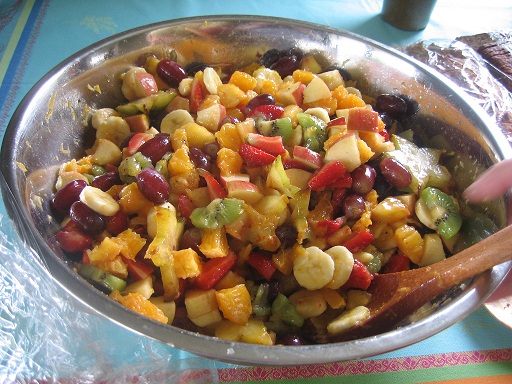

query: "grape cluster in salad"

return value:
[49, 47, 497, 345]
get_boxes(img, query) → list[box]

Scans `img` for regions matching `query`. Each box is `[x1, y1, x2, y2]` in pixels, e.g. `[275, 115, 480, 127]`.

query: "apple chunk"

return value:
[323, 132, 361, 172]
[303, 76, 331, 104]
[275, 81, 305, 106]
[196, 103, 226, 132]
[226, 179, 264, 204]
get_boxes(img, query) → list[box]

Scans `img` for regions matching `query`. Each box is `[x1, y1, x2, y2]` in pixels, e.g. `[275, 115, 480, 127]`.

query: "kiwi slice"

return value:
[420, 187, 462, 240]
[189, 198, 243, 229]
[271, 117, 293, 143]
[78, 264, 127, 293]
[297, 113, 327, 153]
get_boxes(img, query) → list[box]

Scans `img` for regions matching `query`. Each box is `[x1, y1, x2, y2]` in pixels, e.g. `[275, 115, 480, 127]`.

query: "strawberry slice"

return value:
[247, 251, 277, 281]
[246, 104, 284, 120]
[341, 259, 373, 290]
[382, 252, 410, 273]
[194, 251, 237, 290]
[189, 77, 204, 113]
[315, 217, 346, 237]
[308, 161, 348, 191]
[239, 143, 276, 166]
[198, 170, 227, 200]
[246, 133, 286, 156]
[341, 230, 375, 253]
[327, 173, 353, 189]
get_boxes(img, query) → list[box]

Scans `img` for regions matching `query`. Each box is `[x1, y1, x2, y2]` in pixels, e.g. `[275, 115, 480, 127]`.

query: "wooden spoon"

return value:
[325, 224, 512, 342]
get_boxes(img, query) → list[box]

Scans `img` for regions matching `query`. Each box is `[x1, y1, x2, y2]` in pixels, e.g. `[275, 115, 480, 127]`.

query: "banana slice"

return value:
[293, 246, 335, 290]
[80, 185, 120, 216]
[160, 109, 195, 134]
[414, 197, 436, 229]
[325, 245, 354, 289]
[203, 67, 222, 95]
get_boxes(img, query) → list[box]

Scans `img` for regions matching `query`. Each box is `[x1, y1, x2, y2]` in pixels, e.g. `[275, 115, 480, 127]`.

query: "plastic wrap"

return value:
[0, 173, 219, 383]
[2, 33, 512, 382]
[398, 33, 512, 144]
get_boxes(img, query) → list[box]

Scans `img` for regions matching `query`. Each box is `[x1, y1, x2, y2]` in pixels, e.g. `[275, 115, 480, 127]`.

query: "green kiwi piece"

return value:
[189, 198, 243, 229]
[271, 117, 293, 143]
[420, 187, 462, 240]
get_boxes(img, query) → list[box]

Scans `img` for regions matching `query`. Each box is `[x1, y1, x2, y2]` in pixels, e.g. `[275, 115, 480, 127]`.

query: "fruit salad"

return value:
[49, 47, 499, 345]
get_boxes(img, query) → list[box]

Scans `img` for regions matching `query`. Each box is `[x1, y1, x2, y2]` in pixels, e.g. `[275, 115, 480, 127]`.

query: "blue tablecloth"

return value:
[1, 1, 512, 383]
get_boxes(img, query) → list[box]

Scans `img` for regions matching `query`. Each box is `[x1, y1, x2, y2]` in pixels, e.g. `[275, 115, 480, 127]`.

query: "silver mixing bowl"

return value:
[1, 16, 511, 365]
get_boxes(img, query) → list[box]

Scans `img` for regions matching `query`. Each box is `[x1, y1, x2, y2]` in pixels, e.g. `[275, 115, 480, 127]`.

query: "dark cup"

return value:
[381, 0, 438, 31]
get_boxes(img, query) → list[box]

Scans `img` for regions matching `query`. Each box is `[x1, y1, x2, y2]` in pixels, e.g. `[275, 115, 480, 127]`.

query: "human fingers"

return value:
[462, 158, 512, 203]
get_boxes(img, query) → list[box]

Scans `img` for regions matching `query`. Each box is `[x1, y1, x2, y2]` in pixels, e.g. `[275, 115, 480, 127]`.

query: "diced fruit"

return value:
[293, 246, 335, 290]
[289, 289, 327, 318]
[198, 227, 230, 258]
[215, 284, 252, 324]
[323, 132, 362, 172]
[196, 103, 227, 131]
[275, 82, 305, 106]
[308, 161, 348, 191]
[394, 224, 424, 264]
[160, 109, 195, 134]
[347, 107, 379, 132]
[341, 259, 373, 290]
[246, 133, 286, 156]
[225, 179, 263, 204]
[303, 76, 331, 104]
[247, 251, 277, 281]
[371, 197, 410, 223]
[420, 187, 462, 240]
[239, 143, 276, 166]
[189, 198, 243, 230]
[285, 168, 312, 190]
[194, 251, 237, 290]
[292, 145, 323, 170]
[111, 290, 168, 324]
[419, 233, 446, 266]
[78, 263, 127, 292]
[185, 289, 222, 327]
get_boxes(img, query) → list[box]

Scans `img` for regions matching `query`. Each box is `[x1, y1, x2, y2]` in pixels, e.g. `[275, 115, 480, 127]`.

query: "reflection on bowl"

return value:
[1, 16, 512, 365]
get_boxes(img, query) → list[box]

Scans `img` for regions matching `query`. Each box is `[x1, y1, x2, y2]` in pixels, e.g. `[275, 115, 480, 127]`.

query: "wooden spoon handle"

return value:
[435, 224, 512, 290]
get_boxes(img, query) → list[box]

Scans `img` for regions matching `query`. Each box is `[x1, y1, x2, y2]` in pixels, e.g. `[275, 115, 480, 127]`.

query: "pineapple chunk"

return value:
[215, 319, 244, 341]
[371, 197, 410, 223]
[182, 122, 216, 148]
[215, 284, 252, 325]
[185, 289, 222, 327]
[394, 224, 424, 264]
[145, 204, 183, 300]
[241, 318, 275, 345]
[118, 182, 153, 216]
[321, 288, 346, 310]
